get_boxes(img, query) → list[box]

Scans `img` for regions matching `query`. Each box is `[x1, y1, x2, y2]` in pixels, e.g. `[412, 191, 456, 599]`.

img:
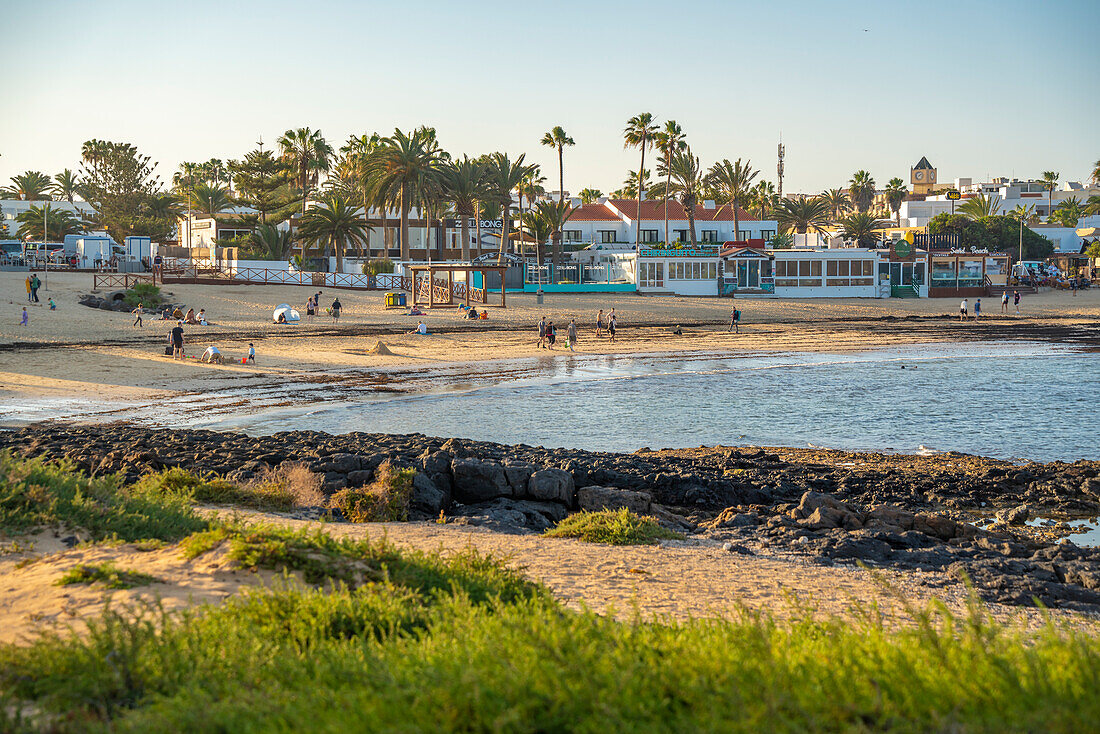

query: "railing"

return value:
[93, 273, 153, 290]
[159, 262, 412, 291]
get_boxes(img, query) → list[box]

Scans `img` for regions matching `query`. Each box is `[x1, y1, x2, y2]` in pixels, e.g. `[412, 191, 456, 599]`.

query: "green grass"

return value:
[56, 562, 159, 590]
[544, 508, 686, 545]
[0, 452, 208, 543]
[2, 581, 1098, 732]
[132, 467, 302, 512]
[121, 283, 162, 307]
[329, 461, 415, 522]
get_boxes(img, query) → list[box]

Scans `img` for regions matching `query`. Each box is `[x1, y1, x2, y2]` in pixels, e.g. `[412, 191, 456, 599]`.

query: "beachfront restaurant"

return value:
[770, 249, 881, 298]
[928, 251, 1010, 297]
[636, 245, 720, 296]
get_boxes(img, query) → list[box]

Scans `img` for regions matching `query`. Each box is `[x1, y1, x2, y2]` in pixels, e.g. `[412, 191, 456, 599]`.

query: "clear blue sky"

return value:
[2, 0, 1097, 195]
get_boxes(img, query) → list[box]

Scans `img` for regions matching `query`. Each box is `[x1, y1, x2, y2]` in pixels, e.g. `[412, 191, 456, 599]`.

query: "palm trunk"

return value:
[687, 200, 697, 247]
[475, 203, 481, 256]
[498, 201, 511, 265]
[460, 214, 470, 261]
[335, 235, 344, 274]
[635, 138, 646, 244]
[733, 205, 740, 245]
[663, 150, 671, 244]
[399, 184, 410, 261]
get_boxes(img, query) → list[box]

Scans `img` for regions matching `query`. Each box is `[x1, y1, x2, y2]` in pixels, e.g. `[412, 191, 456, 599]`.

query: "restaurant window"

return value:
[675, 229, 688, 242]
[641, 229, 659, 243]
[640, 261, 664, 288]
[701, 230, 718, 242]
[736, 230, 751, 241]
[759, 230, 775, 240]
[599, 230, 616, 243]
[959, 259, 983, 286]
[931, 259, 957, 283]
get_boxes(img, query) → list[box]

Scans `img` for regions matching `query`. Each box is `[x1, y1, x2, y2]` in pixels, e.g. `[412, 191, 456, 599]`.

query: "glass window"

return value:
[827, 261, 838, 277]
[799, 260, 810, 277]
[641, 230, 659, 243]
[564, 230, 582, 242]
[931, 259, 957, 282]
[838, 261, 850, 277]
[701, 230, 718, 242]
[599, 230, 615, 243]
[675, 229, 688, 242]
[811, 261, 822, 277]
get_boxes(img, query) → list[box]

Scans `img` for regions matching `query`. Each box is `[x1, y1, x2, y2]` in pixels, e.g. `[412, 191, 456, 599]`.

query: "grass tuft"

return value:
[0, 452, 207, 543]
[57, 562, 159, 590]
[544, 508, 685, 545]
[329, 461, 415, 522]
[132, 465, 322, 512]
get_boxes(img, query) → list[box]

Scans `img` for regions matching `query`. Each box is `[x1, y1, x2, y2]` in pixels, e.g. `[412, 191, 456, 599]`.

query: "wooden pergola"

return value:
[408, 263, 509, 308]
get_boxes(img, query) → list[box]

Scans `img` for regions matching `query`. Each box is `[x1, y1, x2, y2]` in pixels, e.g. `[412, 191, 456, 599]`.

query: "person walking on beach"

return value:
[330, 297, 342, 322]
[974, 298, 981, 319]
[959, 299, 968, 321]
[1071, 278, 1078, 296]
[305, 296, 315, 321]
[608, 312, 617, 343]
[546, 321, 556, 350]
[1001, 291, 1009, 313]
[132, 302, 143, 327]
[170, 321, 184, 360]
[595, 309, 605, 337]
[728, 308, 741, 333]
[20, 307, 28, 326]
[567, 319, 577, 352]
[537, 316, 547, 348]
[1013, 290, 1021, 315]
[247, 343, 255, 363]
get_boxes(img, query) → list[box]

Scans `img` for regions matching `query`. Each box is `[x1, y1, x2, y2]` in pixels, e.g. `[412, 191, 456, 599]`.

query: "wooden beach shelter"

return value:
[408, 263, 510, 308]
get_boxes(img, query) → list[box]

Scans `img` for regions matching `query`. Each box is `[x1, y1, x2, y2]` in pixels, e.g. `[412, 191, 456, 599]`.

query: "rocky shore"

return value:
[3, 422, 1099, 611]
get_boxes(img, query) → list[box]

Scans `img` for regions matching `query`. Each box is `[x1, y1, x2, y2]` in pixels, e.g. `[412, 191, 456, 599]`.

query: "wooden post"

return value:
[501, 267, 506, 308]
[447, 270, 453, 305]
[428, 267, 435, 308]
[465, 269, 470, 307]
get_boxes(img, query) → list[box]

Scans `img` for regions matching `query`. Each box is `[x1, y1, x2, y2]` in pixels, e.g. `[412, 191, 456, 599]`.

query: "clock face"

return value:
[928, 171, 936, 182]
[914, 171, 924, 181]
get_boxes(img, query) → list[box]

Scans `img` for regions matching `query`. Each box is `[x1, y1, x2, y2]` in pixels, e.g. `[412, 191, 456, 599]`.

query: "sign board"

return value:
[639, 248, 719, 258]
[894, 240, 913, 259]
[946, 190, 961, 201]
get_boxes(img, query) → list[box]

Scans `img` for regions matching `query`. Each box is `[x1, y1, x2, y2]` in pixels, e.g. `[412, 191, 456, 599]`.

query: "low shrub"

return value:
[544, 508, 685, 545]
[361, 257, 395, 276]
[131, 465, 323, 512]
[57, 562, 159, 590]
[121, 282, 163, 307]
[329, 461, 415, 522]
[0, 452, 207, 542]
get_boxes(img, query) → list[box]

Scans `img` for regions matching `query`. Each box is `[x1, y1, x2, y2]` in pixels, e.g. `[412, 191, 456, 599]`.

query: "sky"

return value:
[2, 0, 1097, 196]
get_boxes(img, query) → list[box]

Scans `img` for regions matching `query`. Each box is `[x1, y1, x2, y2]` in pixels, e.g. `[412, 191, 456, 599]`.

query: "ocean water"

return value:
[194, 341, 1097, 463]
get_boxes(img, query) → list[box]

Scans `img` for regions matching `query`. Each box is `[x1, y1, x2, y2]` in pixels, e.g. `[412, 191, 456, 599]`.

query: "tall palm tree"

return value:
[520, 203, 556, 265]
[623, 113, 659, 245]
[364, 127, 443, 261]
[578, 188, 603, 204]
[484, 152, 534, 264]
[750, 180, 779, 220]
[440, 156, 487, 261]
[708, 158, 759, 243]
[277, 127, 334, 221]
[1008, 203, 1038, 223]
[651, 148, 704, 246]
[774, 196, 831, 237]
[652, 120, 686, 245]
[146, 193, 181, 221]
[1092, 159, 1100, 186]
[848, 170, 876, 213]
[15, 204, 83, 240]
[80, 140, 111, 173]
[517, 168, 546, 261]
[1050, 197, 1085, 228]
[297, 195, 370, 274]
[342, 132, 383, 246]
[1041, 171, 1059, 220]
[837, 212, 887, 247]
[190, 183, 234, 217]
[51, 169, 80, 203]
[614, 168, 652, 200]
[4, 171, 53, 200]
[957, 193, 1001, 220]
[524, 200, 575, 271]
[884, 177, 908, 226]
[1085, 195, 1100, 216]
[539, 126, 574, 207]
[821, 188, 851, 219]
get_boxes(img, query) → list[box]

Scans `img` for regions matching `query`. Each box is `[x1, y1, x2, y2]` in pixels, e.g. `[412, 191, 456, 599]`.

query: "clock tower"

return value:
[910, 156, 937, 195]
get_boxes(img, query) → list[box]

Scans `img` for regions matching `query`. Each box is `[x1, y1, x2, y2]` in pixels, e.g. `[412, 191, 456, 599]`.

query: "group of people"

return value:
[959, 290, 1022, 320]
[537, 317, 580, 351]
[166, 320, 254, 364]
[23, 275, 42, 303]
[157, 306, 207, 326]
[594, 309, 618, 342]
[305, 291, 342, 322]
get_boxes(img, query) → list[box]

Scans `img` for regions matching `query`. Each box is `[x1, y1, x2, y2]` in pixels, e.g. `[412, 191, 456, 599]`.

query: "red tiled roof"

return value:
[567, 203, 625, 222]
[607, 199, 757, 222]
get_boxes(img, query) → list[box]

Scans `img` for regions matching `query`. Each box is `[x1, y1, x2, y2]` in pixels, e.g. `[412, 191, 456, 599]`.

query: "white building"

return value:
[0, 199, 96, 237]
[562, 198, 777, 246]
[898, 178, 1100, 228]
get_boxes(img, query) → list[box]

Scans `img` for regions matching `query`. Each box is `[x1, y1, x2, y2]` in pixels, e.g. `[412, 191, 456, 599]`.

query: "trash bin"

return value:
[397, 293, 406, 307]
[385, 292, 406, 308]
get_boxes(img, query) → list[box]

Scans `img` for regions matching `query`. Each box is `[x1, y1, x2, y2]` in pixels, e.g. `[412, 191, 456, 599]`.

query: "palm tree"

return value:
[524, 200, 575, 271]
[708, 158, 759, 244]
[821, 188, 851, 219]
[520, 204, 556, 265]
[249, 223, 297, 261]
[884, 178, 908, 226]
[80, 140, 111, 173]
[190, 183, 234, 217]
[539, 126, 574, 207]
[51, 169, 80, 203]
[573, 188, 600, 205]
[146, 193, 181, 221]
[342, 132, 383, 245]
[364, 127, 444, 261]
[652, 120, 686, 245]
[1085, 195, 1100, 216]
[957, 193, 1001, 220]
[1008, 203, 1038, 223]
[440, 156, 487, 261]
[623, 113, 659, 245]
[1092, 159, 1100, 186]
[614, 168, 652, 200]
[516, 168, 546, 261]
[278, 127, 334, 221]
[4, 171, 53, 200]
[650, 148, 704, 246]
[297, 195, 370, 274]
[15, 204, 84, 240]
[848, 170, 876, 213]
[774, 196, 831, 237]
[1050, 197, 1085, 228]
[484, 152, 534, 264]
[750, 180, 779, 220]
[1041, 171, 1059, 220]
[837, 212, 887, 247]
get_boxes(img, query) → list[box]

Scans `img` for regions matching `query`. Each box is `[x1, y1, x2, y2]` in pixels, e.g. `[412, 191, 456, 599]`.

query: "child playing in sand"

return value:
[20, 307, 28, 326]
[247, 343, 255, 363]
[132, 302, 143, 327]
[48, 298, 56, 311]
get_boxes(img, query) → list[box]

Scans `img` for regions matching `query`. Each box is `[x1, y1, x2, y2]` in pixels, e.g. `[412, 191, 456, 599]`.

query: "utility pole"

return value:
[43, 204, 49, 290]
[777, 138, 785, 200]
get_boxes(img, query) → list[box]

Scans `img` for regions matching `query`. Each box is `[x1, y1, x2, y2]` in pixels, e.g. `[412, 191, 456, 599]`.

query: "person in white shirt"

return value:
[959, 299, 968, 321]
[200, 346, 223, 364]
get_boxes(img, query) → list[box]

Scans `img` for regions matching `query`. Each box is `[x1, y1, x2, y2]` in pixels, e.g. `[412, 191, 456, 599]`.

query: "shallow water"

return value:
[179, 341, 1097, 463]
